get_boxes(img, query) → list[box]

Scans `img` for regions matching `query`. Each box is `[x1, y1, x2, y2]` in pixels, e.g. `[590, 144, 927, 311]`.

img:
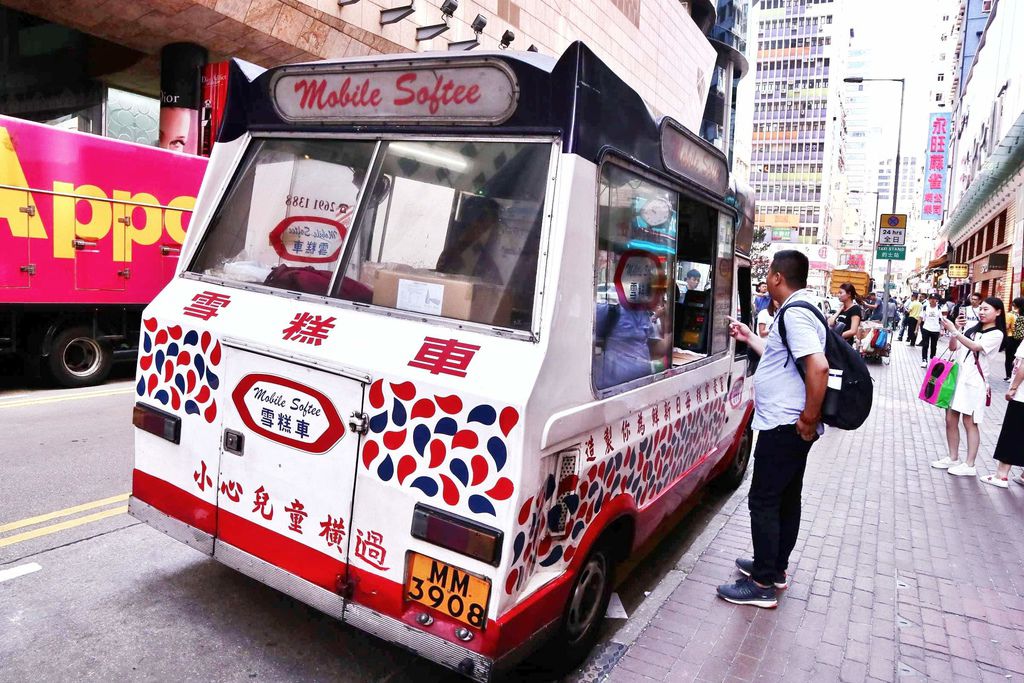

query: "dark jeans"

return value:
[906, 317, 918, 345]
[1005, 337, 1022, 379]
[920, 329, 940, 361]
[749, 425, 815, 586]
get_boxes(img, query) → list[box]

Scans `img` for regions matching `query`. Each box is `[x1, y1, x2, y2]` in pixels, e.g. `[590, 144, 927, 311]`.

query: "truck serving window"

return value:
[593, 165, 678, 391]
[334, 140, 551, 332]
[189, 138, 377, 293]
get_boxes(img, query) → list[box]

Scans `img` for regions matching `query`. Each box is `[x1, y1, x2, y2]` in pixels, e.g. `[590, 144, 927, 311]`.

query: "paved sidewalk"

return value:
[604, 338, 1024, 682]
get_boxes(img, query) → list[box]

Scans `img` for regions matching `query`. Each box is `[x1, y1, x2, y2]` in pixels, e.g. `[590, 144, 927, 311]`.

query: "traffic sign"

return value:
[880, 213, 907, 228]
[876, 245, 906, 260]
[878, 214, 907, 247]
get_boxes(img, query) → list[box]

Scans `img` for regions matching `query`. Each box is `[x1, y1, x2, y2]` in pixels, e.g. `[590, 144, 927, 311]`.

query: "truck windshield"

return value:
[189, 137, 552, 333]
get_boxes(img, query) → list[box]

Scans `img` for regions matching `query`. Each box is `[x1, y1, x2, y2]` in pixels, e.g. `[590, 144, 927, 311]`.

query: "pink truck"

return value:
[0, 115, 208, 386]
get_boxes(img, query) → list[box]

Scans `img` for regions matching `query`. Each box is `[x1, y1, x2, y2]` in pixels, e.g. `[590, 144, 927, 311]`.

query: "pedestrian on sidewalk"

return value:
[754, 281, 770, 316]
[931, 296, 1006, 477]
[828, 282, 862, 346]
[919, 293, 944, 367]
[757, 299, 776, 338]
[984, 338, 1024, 488]
[901, 293, 923, 345]
[1002, 297, 1024, 381]
[718, 250, 828, 609]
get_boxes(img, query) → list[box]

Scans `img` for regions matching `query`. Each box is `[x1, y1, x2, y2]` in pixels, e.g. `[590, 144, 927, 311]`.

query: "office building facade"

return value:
[748, 0, 848, 289]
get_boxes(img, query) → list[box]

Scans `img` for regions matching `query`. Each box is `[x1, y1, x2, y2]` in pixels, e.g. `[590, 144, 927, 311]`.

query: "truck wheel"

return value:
[713, 426, 753, 491]
[48, 326, 112, 388]
[536, 537, 617, 673]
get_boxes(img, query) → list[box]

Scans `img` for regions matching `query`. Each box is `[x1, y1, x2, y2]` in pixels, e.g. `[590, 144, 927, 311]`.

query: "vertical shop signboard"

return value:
[922, 113, 952, 220]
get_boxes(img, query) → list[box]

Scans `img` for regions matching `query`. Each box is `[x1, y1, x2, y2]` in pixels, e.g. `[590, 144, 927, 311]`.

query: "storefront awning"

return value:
[927, 254, 950, 270]
[941, 110, 1024, 243]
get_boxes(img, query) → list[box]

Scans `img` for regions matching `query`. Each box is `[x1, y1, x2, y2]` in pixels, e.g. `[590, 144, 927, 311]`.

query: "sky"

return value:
[847, 0, 946, 161]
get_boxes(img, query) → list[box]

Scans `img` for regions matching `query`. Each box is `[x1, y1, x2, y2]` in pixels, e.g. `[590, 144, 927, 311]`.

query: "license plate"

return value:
[405, 552, 491, 629]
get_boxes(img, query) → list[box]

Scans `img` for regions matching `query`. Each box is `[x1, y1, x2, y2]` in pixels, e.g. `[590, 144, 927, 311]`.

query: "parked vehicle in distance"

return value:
[0, 115, 207, 386]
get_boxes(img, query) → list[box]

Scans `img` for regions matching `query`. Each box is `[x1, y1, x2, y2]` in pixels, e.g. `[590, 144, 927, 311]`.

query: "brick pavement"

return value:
[604, 337, 1024, 682]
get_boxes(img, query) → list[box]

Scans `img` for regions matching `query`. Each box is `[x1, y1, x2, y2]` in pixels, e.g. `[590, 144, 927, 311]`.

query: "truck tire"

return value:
[536, 536, 618, 674]
[47, 326, 113, 388]
[713, 426, 753, 491]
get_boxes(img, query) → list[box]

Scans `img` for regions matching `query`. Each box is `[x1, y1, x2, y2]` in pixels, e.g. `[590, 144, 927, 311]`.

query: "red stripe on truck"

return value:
[132, 469, 217, 534]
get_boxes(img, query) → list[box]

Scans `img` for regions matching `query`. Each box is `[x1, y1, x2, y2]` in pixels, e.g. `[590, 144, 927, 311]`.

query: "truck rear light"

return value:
[132, 402, 181, 444]
[411, 504, 503, 566]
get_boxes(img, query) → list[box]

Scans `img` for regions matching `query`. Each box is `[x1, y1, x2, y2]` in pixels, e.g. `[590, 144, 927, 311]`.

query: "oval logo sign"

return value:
[231, 374, 345, 453]
[269, 215, 347, 264]
[728, 376, 745, 410]
[614, 249, 663, 311]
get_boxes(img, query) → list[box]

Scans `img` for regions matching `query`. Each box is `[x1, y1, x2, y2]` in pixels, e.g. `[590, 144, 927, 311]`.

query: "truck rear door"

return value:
[215, 344, 365, 595]
[73, 200, 126, 291]
[0, 189, 32, 289]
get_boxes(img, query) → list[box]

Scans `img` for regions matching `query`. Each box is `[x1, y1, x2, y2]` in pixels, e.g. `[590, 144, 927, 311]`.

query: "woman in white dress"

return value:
[931, 297, 1006, 477]
[756, 300, 776, 338]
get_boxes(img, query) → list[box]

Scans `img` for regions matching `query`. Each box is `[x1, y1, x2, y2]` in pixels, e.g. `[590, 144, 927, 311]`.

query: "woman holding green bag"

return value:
[931, 297, 1006, 477]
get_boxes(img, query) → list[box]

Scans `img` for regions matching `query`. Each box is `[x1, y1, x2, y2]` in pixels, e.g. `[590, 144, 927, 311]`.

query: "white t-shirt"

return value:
[957, 327, 1004, 388]
[1014, 342, 1024, 403]
[962, 305, 980, 325]
[920, 304, 943, 332]
[756, 308, 774, 337]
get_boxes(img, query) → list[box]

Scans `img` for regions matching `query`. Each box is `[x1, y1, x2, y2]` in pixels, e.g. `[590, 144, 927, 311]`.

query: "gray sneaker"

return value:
[717, 577, 778, 608]
[735, 558, 788, 589]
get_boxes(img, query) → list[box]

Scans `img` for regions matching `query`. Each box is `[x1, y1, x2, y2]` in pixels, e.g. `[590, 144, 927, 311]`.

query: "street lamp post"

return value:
[844, 76, 906, 331]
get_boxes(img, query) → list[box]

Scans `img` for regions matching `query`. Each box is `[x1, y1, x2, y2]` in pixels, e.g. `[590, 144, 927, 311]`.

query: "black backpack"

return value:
[777, 300, 874, 430]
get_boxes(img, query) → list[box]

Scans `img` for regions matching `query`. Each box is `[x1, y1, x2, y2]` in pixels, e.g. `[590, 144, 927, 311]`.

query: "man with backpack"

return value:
[717, 250, 832, 608]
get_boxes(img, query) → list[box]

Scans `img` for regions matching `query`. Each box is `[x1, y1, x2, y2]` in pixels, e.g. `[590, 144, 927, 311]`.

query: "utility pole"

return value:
[844, 76, 906, 331]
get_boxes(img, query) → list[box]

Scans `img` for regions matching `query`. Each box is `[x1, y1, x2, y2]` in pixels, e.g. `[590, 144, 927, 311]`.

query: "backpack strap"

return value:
[776, 300, 828, 380]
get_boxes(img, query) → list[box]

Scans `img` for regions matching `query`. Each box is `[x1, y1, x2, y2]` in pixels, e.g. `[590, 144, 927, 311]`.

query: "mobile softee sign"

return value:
[922, 113, 952, 221]
[270, 59, 519, 125]
[0, 115, 207, 304]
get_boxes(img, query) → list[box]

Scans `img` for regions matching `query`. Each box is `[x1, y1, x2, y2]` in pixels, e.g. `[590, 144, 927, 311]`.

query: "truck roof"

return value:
[216, 41, 729, 201]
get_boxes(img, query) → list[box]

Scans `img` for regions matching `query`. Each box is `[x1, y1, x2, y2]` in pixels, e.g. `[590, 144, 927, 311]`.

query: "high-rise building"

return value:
[877, 156, 919, 208]
[748, 0, 848, 289]
[701, 0, 751, 168]
[952, 0, 994, 99]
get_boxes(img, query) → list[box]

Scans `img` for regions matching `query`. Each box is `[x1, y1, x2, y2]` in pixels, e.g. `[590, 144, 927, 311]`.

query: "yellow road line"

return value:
[0, 387, 133, 409]
[0, 506, 129, 548]
[0, 493, 130, 534]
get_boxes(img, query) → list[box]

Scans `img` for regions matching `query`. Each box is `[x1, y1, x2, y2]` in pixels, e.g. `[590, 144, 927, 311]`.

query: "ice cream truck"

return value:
[129, 43, 755, 680]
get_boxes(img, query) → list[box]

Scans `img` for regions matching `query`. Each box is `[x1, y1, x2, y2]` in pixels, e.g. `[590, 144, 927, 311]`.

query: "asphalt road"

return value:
[0, 374, 732, 682]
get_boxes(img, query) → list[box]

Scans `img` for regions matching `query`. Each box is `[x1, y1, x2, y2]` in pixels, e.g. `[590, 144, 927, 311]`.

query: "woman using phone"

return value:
[931, 297, 1006, 477]
[918, 293, 944, 368]
[828, 283, 862, 346]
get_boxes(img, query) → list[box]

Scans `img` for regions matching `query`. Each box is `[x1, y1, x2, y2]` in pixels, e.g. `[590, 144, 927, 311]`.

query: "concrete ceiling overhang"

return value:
[4, 0, 405, 95]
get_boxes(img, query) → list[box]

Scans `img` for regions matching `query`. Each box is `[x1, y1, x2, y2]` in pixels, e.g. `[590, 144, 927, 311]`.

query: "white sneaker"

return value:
[920, 360, 928, 368]
[980, 474, 1009, 489]
[931, 456, 958, 469]
[948, 462, 977, 477]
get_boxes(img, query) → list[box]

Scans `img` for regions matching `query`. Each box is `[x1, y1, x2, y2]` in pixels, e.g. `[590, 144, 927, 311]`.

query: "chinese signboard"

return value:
[922, 113, 952, 220]
[876, 245, 906, 260]
[948, 263, 968, 279]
